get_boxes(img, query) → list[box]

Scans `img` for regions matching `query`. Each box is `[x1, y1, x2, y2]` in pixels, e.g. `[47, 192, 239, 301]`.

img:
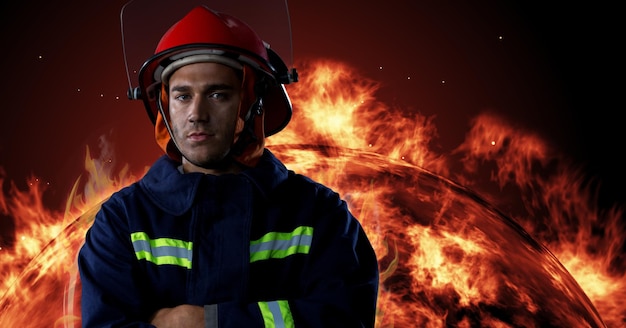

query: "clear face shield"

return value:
[120, 0, 296, 102]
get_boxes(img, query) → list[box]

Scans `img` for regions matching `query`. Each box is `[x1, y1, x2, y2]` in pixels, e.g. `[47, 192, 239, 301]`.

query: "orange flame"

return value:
[456, 113, 626, 326]
[0, 146, 147, 327]
[0, 58, 623, 327]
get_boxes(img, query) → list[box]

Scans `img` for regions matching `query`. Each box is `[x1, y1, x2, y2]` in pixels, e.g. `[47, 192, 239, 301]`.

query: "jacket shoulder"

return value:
[278, 171, 344, 209]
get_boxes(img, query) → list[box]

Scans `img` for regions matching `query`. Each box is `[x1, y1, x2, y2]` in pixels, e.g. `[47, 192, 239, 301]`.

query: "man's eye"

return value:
[174, 94, 190, 101]
[210, 93, 234, 102]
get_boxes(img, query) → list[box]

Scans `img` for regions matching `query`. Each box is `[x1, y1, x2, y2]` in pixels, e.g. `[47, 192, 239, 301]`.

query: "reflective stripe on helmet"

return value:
[249, 226, 313, 263]
[160, 53, 244, 85]
[131, 232, 193, 269]
[258, 300, 295, 328]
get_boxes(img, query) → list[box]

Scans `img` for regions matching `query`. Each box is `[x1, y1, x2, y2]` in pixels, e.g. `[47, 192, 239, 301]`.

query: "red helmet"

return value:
[135, 5, 297, 138]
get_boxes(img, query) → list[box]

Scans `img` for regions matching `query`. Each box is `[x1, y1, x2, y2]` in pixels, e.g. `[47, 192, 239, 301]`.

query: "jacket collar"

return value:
[241, 149, 289, 199]
[139, 149, 289, 215]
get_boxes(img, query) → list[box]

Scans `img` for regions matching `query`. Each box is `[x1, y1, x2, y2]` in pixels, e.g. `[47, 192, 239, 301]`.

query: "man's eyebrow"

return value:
[170, 83, 235, 93]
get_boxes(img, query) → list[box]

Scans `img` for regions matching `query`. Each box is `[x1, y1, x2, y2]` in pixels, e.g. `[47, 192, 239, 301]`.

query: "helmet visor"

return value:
[120, 0, 295, 94]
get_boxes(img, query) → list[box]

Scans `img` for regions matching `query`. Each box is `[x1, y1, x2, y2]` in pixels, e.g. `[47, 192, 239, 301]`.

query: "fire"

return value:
[0, 58, 623, 327]
[456, 113, 626, 326]
[0, 147, 147, 327]
[271, 60, 445, 170]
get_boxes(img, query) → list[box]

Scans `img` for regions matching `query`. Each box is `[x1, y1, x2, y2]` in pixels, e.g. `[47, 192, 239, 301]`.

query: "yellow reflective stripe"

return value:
[134, 251, 192, 268]
[130, 232, 193, 269]
[250, 226, 313, 263]
[258, 300, 295, 328]
[250, 245, 311, 263]
[253, 226, 313, 244]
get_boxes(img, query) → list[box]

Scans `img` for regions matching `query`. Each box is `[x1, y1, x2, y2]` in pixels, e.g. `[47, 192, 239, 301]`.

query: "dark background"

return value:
[0, 1, 623, 238]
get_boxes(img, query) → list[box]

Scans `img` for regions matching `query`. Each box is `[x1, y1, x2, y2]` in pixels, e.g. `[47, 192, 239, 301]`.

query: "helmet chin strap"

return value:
[230, 76, 270, 157]
[156, 89, 182, 158]
[231, 96, 263, 157]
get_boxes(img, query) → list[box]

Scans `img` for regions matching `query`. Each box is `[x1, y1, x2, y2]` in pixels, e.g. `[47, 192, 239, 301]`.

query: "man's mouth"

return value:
[187, 131, 213, 141]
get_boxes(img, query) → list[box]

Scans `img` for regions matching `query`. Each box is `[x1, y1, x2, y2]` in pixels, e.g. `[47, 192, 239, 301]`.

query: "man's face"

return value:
[167, 62, 242, 172]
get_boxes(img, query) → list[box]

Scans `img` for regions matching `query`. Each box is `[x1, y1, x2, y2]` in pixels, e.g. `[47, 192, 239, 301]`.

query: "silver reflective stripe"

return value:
[131, 232, 193, 269]
[204, 304, 218, 328]
[250, 226, 313, 263]
[258, 300, 295, 328]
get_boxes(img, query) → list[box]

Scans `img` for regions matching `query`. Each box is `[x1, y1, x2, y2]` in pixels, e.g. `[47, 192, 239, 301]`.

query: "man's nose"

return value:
[188, 98, 210, 123]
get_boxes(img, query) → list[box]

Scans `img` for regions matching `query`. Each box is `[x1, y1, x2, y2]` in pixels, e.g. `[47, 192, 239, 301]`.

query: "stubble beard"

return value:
[173, 126, 236, 171]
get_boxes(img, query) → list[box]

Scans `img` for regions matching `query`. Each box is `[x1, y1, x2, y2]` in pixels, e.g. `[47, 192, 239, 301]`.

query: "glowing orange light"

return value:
[0, 59, 623, 327]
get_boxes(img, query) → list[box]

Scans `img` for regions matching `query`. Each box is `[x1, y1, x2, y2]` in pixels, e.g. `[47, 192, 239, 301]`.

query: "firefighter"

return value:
[78, 4, 379, 327]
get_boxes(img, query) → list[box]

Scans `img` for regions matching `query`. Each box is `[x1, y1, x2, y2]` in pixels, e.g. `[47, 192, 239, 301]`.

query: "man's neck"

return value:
[181, 159, 244, 175]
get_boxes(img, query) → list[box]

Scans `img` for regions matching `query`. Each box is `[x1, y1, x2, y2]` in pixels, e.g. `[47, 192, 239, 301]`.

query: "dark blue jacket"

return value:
[78, 150, 379, 327]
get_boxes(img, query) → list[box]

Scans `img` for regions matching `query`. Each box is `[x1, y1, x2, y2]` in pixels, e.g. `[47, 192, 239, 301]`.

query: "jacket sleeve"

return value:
[207, 191, 380, 328]
[78, 197, 156, 328]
